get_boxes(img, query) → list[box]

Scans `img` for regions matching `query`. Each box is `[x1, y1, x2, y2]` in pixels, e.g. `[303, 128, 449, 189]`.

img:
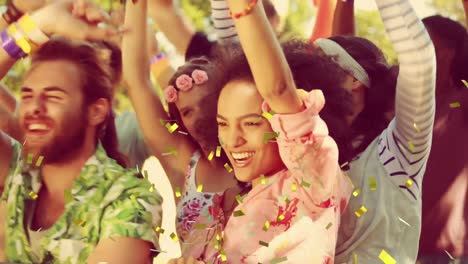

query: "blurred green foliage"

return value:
[0, 0, 465, 112]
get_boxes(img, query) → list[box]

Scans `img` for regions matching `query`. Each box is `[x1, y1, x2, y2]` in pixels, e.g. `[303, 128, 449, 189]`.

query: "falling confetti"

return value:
[284, 196, 291, 204]
[277, 214, 285, 221]
[326, 222, 333, 230]
[398, 217, 411, 227]
[259, 240, 269, 247]
[379, 249, 396, 264]
[28, 191, 38, 200]
[462, 79, 468, 88]
[195, 224, 207, 230]
[353, 253, 357, 264]
[407, 141, 415, 152]
[413, 123, 421, 133]
[233, 210, 245, 217]
[149, 184, 155, 192]
[224, 163, 233, 172]
[219, 248, 227, 261]
[143, 170, 149, 179]
[271, 256, 288, 264]
[262, 110, 275, 120]
[178, 131, 188, 135]
[170, 232, 179, 242]
[208, 151, 215, 161]
[130, 194, 137, 200]
[263, 221, 270, 231]
[235, 194, 243, 204]
[64, 189, 73, 204]
[369, 177, 377, 191]
[35, 156, 44, 167]
[301, 179, 311, 188]
[263, 132, 280, 144]
[354, 206, 367, 218]
[27, 153, 34, 164]
[163, 146, 178, 156]
[165, 122, 179, 133]
[260, 175, 266, 185]
[197, 184, 203, 193]
[405, 179, 413, 188]
[216, 146, 222, 157]
[444, 250, 454, 260]
[175, 187, 182, 198]
[340, 162, 349, 169]
[75, 219, 86, 227]
[449, 102, 461, 108]
[291, 183, 297, 192]
[353, 189, 361, 197]
[155, 226, 165, 234]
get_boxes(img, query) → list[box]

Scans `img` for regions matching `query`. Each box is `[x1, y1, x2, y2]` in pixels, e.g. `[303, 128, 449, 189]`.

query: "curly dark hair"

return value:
[327, 36, 398, 158]
[216, 40, 354, 164]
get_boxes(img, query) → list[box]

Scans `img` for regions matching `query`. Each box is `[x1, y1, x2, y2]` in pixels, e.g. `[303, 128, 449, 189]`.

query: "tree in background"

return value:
[0, 0, 464, 112]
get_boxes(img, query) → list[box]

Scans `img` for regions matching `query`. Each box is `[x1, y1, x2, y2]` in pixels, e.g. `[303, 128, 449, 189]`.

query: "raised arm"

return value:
[376, 0, 436, 195]
[148, 0, 195, 54]
[332, 0, 356, 36]
[226, 0, 302, 114]
[122, 0, 195, 189]
[309, 0, 337, 42]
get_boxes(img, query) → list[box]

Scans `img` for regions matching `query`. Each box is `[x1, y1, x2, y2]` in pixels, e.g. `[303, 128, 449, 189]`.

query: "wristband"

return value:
[1, 30, 26, 59]
[7, 23, 32, 54]
[17, 14, 49, 46]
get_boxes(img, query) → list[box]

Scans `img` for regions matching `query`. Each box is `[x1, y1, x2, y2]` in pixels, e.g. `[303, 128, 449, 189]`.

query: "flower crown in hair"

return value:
[165, 70, 209, 103]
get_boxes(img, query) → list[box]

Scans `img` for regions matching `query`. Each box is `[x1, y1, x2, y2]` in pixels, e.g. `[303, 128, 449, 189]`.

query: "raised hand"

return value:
[31, 0, 119, 41]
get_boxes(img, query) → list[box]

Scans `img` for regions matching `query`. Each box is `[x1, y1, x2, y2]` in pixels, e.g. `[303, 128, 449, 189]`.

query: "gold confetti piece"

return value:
[207, 151, 215, 161]
[413, 123, 421, 133]
[259, 240, 269, 247]
[263, 131, 280, 144]
[130, 194, 137, 200]
[143, 170, 148, 179]
[235, 194, 243, 204]
[284, 196, 291, 204]
[263, 221, 270, 231]
[163, 146, 178, 156]
[277, 214, 285, 221]
[405, 179, 413, 188]
[216, 146, 222, 157]
[326, 222, 333, 230]
[462, 79, 468, 89]
[271, 256, 288, 264]
[219, 248, 227, 261]
[28, 191, 38, 200]
[408, 141, 415, 152]
[354, 206, 367, 218]
[197, 184, 203, 192]
[379, 249, 396, 264]
[353, 253, 357, 264]
[291, 182, 297, 192]
[149, 184, 155, 192]
[260, 175, 266, 185]
[301, 179, 310, 187]
[233, 210, 245, 217]
[177, 131, 188, 135]
[353, 189, 361, 197]
[35, 156, 44, 167]
[154, 226, 165, 234]
[195, 224, 207, 230]
[27, 153, 34, 164]
[170, 232, 179, 242]
[75, 219, 86, 227]
[64, 189, 73, 204]
[450, 102, 461, 108]
[262, 111, 274, 120]
[340, 162, 349, 168]
[224, 163, 233, 173]
[444, 250, 454, 260]
[165, 122, 179, 133]
[369, 177, 377, 191]
[175, 187, 182, 198]
[398, 217, 411, 227]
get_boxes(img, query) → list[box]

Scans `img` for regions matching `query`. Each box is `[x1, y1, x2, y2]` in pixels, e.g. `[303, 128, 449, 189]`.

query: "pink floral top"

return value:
[182, 90, 353, 263]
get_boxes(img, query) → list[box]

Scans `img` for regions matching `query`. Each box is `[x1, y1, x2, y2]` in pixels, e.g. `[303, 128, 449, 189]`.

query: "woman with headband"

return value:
[314, 0, 436, 263]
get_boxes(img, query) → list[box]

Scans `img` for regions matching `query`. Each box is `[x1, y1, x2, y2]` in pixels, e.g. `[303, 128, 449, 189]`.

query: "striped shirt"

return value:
[336, 0, 436, 263]
[210, 0, 239, 42]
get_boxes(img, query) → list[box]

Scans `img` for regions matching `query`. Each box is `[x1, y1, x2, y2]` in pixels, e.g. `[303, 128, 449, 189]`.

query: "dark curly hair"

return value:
[327, 36, 398, 158]
[216, 40, 354, 164]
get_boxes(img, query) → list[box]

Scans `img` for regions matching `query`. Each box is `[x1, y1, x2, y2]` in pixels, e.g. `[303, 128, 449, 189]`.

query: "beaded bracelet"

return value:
[230, 0, 259, 19]
[7, 23, 33, 55]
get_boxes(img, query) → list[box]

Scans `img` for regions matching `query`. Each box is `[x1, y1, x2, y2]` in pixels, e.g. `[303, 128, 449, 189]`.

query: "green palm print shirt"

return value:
[1, 138, 163, 264]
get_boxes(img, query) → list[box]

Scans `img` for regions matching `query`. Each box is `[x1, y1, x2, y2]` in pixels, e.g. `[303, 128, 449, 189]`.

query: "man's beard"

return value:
[24, 110, 88, 164]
